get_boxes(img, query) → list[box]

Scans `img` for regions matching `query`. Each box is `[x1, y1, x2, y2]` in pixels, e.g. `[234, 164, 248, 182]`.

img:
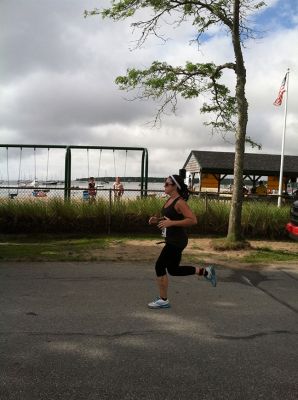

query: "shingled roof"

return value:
[183, 151, 298, 178]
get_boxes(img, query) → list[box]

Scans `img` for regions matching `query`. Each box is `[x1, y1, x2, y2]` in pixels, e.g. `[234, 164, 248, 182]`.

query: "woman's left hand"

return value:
[157, 217, 172, 229]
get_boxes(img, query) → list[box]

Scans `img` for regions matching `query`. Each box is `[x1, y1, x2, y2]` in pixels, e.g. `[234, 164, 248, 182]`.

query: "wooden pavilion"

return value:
[183, 150, 298, 193]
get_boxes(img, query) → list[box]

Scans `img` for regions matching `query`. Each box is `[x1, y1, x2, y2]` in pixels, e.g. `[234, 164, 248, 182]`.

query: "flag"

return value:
[273, 74, 287, 106]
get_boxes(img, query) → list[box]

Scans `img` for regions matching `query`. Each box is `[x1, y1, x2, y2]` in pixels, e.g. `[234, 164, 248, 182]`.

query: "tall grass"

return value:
[0, 198, 108, 234]
[0, 196, 292, 239]
[189, 198, 230, 235]
[241, 201, 290, 239]
[110, 197, 165, 233]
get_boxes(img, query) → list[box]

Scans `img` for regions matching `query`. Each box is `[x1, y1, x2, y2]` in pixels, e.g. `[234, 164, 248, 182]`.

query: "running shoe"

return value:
[148, 297, 170, 309]
[204, 266, 217, 287]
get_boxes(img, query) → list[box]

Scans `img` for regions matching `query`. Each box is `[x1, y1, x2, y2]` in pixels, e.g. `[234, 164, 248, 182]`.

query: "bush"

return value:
[0, 196, 291, 239]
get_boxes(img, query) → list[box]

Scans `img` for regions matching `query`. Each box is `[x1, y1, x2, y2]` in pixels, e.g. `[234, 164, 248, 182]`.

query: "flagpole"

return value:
[277, 68, 290, 208]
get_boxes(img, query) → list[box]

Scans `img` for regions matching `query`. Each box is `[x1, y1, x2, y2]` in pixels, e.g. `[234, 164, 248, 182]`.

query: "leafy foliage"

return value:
[85, 0, 265, 140]
[115, 61, 237, 130]
[85, 0, 269, 241]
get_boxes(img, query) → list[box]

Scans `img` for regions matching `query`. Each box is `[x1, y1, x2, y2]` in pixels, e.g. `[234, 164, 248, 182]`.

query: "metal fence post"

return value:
[64, 146, 71, 200]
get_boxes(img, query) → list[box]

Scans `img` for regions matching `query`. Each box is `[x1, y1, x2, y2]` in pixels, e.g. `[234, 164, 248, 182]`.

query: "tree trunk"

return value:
[227, 117, 246, 241]
[227, 0, 248, 241]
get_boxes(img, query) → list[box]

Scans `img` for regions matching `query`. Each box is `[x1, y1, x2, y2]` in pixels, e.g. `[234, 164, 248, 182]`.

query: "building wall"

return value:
[201, 173, 219, 190]
[185, 154, 200, 173]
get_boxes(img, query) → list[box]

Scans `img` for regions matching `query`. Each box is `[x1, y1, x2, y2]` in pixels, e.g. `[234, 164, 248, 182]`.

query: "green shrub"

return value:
[0, 196, 291, 239]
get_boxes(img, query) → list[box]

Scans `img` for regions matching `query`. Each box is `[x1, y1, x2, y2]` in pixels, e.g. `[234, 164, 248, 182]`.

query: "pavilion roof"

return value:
[183, 151, 298, 178]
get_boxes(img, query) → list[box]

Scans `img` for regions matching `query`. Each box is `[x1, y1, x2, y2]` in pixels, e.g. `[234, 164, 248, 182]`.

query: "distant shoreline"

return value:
[76, 177, 167, 183]
[75, 176, 200, 183]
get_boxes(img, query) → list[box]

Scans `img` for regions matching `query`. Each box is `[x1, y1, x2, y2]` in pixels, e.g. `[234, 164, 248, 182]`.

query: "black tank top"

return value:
[161, 197, 188, 249]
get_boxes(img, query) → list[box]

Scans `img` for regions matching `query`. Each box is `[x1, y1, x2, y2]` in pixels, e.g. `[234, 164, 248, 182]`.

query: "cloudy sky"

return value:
[1, 0, 298, 180]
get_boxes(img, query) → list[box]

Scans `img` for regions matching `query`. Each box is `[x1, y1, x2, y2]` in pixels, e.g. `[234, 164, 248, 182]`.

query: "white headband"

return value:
[170, 175, 181, 190]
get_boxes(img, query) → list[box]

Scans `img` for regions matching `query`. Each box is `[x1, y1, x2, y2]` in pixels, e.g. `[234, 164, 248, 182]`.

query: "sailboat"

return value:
[26, 179, 50, 196]
[24, 179, 39, 188]
[44, 180, 58, 185]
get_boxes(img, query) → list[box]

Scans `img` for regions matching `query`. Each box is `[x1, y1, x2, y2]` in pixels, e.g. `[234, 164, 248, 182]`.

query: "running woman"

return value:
[148, 174, 216, 309]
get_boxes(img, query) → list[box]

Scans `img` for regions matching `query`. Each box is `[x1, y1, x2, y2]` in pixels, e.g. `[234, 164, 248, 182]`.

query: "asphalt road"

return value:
[0, 261, 297, 400]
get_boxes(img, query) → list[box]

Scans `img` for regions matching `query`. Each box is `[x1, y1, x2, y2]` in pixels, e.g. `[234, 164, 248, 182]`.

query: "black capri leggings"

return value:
[155, 243, 196, 277]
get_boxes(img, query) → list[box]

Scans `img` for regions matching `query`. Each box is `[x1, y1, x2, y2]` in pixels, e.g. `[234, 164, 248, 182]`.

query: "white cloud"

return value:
[0, 0, 297, 180]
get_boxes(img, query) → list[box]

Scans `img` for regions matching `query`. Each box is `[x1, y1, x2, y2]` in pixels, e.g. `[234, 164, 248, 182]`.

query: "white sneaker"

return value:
[148, 297, 170, 309]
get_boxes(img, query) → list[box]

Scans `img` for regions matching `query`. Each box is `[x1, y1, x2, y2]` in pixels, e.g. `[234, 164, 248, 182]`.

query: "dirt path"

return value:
[93, 238, 298, 270]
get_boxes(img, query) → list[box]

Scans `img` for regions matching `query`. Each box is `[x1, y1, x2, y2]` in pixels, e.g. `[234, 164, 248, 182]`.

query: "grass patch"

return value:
[184, 254, 219, 264]
[0, 235, 110, 261]
[0, 233, 160, 262]
[211, 238, 252, 251]
[241, 248, 298, 264]
[0, 234, 297, 265]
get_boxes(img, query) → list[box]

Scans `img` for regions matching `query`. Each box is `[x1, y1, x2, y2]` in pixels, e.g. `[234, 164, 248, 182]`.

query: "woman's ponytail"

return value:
[171, 174, 190, 201]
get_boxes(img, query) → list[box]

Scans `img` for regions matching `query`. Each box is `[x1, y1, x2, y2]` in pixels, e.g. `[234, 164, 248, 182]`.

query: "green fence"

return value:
[0, 144, 149, 200]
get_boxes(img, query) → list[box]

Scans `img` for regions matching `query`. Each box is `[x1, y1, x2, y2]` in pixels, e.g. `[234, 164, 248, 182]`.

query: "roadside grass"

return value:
[185, 243, 298, 265]
[0, 235, 110, 261]
[0, 234, 297, 264]
[211, 237, 252, 251]
[241, 247, 298, 263]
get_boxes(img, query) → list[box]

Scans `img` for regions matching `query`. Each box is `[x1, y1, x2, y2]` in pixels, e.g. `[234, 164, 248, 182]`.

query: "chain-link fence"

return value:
[0, 184, 296, 203]
[0, 185, 166, 202]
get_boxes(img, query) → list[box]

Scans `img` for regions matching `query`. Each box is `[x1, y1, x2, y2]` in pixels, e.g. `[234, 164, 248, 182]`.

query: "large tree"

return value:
[85, 0, 265, 242]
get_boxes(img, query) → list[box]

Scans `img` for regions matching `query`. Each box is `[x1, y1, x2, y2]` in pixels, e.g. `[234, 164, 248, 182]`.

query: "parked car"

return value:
[286, 200, 298, 241]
